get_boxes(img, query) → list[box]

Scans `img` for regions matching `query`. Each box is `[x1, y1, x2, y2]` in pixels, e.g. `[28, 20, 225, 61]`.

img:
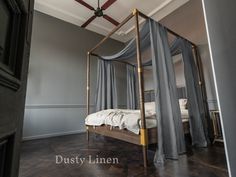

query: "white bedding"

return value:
[85, 109, 156, 134]
[181, 109, 189, 119]
[85, 107, 189, 134]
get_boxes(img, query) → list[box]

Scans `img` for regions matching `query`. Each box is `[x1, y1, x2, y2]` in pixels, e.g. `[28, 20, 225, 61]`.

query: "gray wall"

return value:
[143, 69, 154, 91]
[202, 1, 236, 176]
[23, 11, 125, 140]
[143, 55, 186, 90]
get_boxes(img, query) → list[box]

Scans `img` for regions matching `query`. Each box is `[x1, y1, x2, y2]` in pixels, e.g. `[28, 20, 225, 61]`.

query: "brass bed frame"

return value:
[86, 9, 209, 167]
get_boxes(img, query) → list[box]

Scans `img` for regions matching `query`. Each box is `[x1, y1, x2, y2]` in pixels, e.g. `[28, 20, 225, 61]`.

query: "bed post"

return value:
[134, 9, 148, 168]
[86, 52, 91, 142]
[193, 47, 214, 142]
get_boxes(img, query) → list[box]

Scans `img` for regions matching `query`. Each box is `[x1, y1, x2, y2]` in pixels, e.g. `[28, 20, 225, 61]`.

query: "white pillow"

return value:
[179, 99, 187, 110]
[144, 102, 156, 115]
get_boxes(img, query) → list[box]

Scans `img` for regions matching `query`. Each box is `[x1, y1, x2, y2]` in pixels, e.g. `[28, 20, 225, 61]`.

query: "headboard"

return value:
[144, 87, 187, 102]
[177, 87, 187, 99]
[144, 90, 155, 102]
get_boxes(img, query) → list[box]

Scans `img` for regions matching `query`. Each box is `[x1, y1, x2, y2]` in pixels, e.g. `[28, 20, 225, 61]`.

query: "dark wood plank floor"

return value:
[19, 133, 228, 177]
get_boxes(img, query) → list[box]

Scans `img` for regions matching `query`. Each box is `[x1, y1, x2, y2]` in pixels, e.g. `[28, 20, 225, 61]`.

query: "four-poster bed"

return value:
[85, 9, 211, 168]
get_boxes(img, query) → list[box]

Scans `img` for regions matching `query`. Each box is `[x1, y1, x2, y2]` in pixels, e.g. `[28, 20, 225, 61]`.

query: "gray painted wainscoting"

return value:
[23, 11, 126, 140]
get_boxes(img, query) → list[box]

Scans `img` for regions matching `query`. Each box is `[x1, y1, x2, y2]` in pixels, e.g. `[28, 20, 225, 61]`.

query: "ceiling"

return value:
[160, 0, 208, 45]
[34, 0, 190, 42]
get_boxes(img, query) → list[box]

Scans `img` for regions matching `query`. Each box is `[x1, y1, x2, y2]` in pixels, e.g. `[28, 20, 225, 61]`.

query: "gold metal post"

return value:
[86, 52, 91, 115]
[86, 52, 91, 142]
[134, 9, 148, 168]
[140, 128, 148, 145]
[132, 8, 138, 15]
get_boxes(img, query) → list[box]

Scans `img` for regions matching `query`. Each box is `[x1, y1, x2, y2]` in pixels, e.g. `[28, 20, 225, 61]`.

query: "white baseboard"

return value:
[22, 129, 86, 141]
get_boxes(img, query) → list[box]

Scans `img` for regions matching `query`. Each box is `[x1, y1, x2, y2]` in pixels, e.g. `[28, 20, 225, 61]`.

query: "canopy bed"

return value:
[85, 9, 212, 168]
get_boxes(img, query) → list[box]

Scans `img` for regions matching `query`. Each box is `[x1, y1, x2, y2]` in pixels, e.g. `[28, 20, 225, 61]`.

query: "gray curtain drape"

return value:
[171, 38, 209, 147]
[95, 59, 118, 111]
[149, 19, 186, 163]
[126, 65, 137, 109]
[101, 21, 151, 60]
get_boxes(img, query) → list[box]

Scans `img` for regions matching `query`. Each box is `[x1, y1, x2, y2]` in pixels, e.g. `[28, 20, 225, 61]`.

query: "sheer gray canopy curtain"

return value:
[95, 59, 117, 111]
[126, 65, 137, 109]
[171, 38, 209, 147]
[95, 60, 137, 111]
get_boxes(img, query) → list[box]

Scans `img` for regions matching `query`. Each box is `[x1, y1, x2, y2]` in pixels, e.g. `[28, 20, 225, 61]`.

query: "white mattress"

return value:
[85, 108, 189, 134]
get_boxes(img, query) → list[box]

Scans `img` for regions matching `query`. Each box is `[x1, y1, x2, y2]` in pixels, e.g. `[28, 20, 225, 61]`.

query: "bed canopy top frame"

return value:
[86, 9, 211, 167]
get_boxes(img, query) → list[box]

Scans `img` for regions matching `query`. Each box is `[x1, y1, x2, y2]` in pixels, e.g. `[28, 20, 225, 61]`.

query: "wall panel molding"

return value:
[22, 129, 85, 141]
[25, 104, 94, 109]
[25, 104, 126, 109]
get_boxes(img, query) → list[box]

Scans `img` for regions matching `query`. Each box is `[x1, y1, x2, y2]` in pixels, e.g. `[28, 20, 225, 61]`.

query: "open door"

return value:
[0, 0, 34, 176]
